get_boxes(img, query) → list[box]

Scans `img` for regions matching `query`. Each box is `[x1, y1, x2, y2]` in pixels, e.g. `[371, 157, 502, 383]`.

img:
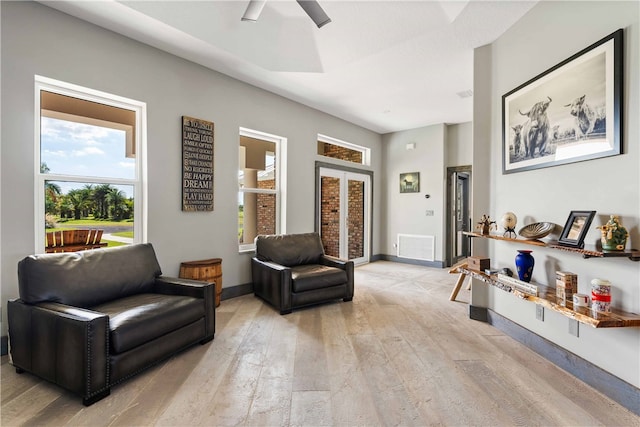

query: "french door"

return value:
[318, 167, 370, 265]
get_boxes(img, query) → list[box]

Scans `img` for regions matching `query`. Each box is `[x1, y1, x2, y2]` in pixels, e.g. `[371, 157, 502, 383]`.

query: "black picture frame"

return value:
[502, 29, 623, 174]
[558, 210, 596, 249]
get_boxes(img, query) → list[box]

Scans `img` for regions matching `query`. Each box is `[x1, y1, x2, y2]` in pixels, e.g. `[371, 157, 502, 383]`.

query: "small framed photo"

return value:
[400, 172, 420, 193]
[558, 210, 596, 248]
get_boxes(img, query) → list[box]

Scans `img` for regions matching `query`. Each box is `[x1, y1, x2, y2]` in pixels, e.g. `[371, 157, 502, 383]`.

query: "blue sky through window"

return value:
[41, 116, 135, 197]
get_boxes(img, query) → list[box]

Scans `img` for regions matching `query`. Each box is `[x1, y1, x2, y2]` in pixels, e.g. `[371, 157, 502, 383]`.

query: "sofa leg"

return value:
[343, 297, 353, 302]
[15, 367, 25, 374]
[83, 388, 110, 406]
[280, 309, 292, 315]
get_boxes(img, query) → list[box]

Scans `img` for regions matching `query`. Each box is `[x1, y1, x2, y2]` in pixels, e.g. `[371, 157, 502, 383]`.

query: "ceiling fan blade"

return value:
[241, 0, 267, 22]
[296, 0, 332, 28]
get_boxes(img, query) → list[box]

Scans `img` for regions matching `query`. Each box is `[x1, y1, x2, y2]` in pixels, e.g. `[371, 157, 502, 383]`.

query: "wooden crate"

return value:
[179, 258, 222, 307]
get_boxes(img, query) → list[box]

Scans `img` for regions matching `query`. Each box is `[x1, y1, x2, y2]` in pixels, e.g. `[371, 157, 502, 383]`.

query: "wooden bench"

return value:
[45, 229, 108, 253]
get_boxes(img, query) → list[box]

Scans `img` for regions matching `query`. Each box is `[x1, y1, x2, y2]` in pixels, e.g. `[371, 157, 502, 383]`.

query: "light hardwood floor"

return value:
[2, 261, 638, 426]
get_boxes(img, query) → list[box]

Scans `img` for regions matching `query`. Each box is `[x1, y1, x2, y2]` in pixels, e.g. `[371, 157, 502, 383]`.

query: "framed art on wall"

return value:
[182, 116, 215, 211]
[400, 172, 420, 193]
[502, 29, 623, 174]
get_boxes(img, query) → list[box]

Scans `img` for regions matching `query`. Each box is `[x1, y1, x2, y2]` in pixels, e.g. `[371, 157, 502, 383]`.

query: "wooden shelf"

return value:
[453, 266, 640, 328]
[463, 231, 640, 261]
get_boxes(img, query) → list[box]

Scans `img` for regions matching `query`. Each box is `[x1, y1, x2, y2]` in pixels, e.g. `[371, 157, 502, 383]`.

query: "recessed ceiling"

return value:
[39, 0, 538, 134]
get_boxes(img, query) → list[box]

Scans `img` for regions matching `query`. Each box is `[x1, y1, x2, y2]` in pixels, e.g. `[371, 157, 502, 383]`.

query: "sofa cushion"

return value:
[291, 265, 347, 293]
[91, 293, 204, 354]
[255, 233, 324, 267]
[18, 243, 162, 307]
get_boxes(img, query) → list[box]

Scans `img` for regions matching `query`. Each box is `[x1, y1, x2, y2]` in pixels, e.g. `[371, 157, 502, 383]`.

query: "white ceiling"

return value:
[40, 0, 538, 134]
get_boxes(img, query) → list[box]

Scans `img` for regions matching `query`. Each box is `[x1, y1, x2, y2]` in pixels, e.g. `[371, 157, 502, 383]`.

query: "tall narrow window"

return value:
[238, 128, 286, 252]
[36, 77, 146, 253]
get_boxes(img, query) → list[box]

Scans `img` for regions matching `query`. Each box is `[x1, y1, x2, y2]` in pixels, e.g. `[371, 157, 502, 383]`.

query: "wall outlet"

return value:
[535, 304, 544, 321]
[568, 319, 579, 337]
[425, 210, 434, 216]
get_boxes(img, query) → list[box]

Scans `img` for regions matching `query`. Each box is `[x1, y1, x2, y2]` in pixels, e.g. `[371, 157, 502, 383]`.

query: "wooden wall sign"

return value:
[182, 116, 214, 211]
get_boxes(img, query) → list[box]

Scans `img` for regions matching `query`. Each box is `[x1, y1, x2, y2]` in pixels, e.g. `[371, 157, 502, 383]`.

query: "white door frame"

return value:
[318, 166, 371, 265]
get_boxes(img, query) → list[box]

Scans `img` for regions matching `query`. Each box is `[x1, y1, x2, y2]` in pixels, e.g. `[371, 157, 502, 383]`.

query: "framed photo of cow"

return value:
[502, 29, 623, 174]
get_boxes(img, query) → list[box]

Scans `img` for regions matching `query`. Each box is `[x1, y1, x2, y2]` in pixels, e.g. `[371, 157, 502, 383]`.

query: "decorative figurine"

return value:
[500, 212, 518, 238]
[596, 215, 628, 251]
[476, 214, 497, 235]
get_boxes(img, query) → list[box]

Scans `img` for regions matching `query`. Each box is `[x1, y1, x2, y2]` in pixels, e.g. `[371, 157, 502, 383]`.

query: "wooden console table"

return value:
[179, 258, 223, 307]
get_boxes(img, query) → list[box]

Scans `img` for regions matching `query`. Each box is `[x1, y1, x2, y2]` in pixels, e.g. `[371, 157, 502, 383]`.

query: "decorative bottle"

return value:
[515, 250, 534, 283]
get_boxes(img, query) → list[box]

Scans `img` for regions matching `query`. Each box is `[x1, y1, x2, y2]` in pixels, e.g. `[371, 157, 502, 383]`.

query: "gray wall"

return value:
[472, 1, 640, 387]
[0, 2, 382, 336]
[446, 122, 473, 167]
[381, 124, 446, 262]
[380, 122, 473, 264]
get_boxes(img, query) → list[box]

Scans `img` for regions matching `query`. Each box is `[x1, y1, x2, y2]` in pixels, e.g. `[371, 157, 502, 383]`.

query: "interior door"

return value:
[318, 167, 370, 265]
[454, 171, 470, 262]
[447, 166, 472, 266]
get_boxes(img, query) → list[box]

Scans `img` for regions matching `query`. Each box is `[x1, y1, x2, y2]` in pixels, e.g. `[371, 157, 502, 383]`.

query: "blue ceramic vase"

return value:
[515, 250, 534, 282]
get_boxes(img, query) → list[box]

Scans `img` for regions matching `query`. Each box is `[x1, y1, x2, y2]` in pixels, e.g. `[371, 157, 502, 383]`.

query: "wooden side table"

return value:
[179, 258, 223, 307]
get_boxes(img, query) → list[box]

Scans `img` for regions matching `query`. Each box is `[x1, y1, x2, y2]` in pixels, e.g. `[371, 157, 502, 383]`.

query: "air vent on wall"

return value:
[397, 234, 435, 262]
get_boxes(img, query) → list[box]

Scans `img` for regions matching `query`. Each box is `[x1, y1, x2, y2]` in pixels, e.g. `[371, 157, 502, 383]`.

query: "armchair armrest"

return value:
[7, 299, 110, 405]
[153, 276, 215, 341]
[251, 258, 293, 314]
[320, 254, 349, 269]
[320, 255, 354, 300]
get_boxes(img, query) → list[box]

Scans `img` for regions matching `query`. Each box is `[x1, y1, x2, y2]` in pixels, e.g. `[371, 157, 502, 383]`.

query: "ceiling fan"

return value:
[241, 0, 332, 28]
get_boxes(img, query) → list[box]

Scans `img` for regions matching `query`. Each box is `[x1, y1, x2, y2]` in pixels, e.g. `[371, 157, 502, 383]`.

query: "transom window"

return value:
[317, 134, 370, 166]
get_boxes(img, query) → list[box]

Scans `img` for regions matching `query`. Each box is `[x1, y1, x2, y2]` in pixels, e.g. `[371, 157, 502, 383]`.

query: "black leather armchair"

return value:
[7, 243, 215, 405]
[251, 233, 354, 314]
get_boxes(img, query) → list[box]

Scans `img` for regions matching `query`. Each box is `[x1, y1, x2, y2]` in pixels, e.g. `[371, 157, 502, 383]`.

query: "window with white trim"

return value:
[36, 76, 146, 253]
[238, 128, 286, 252]
[317, 134, 370, 166]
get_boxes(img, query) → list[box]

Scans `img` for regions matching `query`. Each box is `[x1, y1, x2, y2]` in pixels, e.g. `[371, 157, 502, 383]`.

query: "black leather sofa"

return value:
[7, 243, 215, 405]
[251, 232, 354, 314]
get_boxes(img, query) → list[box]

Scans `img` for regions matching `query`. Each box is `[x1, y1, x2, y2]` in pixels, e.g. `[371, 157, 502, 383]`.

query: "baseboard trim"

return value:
[469, 305, 488, 322]
[221, 282, 253, 300]
[1, 335, 7, 356]
[377, 254, 444, 268]
[486, 309, 640, 416]
[370, 254, 384, 262]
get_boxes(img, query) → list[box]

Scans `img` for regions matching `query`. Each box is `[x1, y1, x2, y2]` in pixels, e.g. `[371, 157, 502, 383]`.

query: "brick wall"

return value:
[320, 176, 365, 259]
[348, 179, 364, 259]
[320, 176, 340, 257]
[321, 143, 363, 164]
[257, 179, 275, 235]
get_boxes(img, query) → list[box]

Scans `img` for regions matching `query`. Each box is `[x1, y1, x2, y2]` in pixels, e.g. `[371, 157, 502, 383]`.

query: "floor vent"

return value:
[397, 234, 435, 261]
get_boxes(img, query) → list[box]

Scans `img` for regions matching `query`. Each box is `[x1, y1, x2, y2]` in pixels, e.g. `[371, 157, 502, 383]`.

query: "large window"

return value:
[238, 128, 286, 252]
[36, 76, 146, 253]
